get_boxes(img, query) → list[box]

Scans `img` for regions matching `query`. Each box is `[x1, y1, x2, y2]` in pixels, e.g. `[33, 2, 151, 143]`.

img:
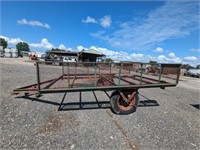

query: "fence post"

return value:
[176, 67, 181, 84]
[94, 63, 97, 86]
[68, 62, 70, 87]
[110, 63, 111, 74]
[62, 59, 64, 79]
[75, 62, 77, 78]
[158, 64, 163, 83]
[36, 62, 40, 91]
[118, 63, 121, 85]
[140, 64, 143, 84]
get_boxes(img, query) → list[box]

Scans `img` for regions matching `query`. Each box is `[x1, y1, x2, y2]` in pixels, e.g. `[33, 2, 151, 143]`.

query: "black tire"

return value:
[110, 90, 139, 115]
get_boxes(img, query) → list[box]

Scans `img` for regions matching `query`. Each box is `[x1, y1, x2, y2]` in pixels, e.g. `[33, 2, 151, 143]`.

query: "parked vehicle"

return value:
[44, 55, 54, 65]
[29, 54, 37, 60]
[41, 54, 46, 59]
[63, 57, 76, 62]
[186, 69, 200, 78]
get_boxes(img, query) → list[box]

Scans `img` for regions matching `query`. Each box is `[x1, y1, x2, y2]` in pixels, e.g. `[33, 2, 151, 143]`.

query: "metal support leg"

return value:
[118, 63, 121, 85]
[140, 64, 143, 84]
[79, 91, 82, 108]
[94, 63, 97, 87]
[58, 92, 67, 111]
[158, 65, 163, 83]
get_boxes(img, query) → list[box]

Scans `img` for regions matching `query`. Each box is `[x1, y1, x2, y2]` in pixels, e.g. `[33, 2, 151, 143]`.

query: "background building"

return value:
[50, 49, 105, 62]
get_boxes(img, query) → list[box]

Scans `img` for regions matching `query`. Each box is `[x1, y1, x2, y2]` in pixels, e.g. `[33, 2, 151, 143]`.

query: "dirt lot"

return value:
[0, 58, 199, 150]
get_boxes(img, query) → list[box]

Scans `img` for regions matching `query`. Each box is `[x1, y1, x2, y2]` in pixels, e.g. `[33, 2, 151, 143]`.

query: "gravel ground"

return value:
[0, 58, 199, 150]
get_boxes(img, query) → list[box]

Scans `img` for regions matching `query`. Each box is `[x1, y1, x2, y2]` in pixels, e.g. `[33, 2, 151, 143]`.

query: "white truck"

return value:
[63, 57, 76, 62]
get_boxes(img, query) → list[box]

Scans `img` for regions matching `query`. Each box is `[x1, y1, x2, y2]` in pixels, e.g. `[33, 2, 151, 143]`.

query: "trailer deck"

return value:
[13, 61, 181, 114]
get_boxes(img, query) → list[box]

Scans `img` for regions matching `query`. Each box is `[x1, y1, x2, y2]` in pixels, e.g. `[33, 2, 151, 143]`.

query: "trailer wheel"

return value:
[110, 90, 139, 115]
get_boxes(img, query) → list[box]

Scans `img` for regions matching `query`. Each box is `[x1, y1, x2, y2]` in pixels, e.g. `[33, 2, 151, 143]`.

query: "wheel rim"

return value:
[117, 93, 136, 111]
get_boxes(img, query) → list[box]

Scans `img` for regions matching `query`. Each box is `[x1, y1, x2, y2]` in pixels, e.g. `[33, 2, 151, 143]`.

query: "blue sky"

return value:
[1, 1, 199, 66]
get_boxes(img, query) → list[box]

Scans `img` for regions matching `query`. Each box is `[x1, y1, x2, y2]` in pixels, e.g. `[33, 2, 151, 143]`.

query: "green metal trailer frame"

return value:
[13, 61, 181, 114]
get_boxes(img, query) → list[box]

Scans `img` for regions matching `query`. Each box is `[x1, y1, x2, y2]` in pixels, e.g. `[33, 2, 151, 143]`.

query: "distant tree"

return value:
[16, 42, 30, 51]
[181, 64, 194, 70]
[0, 38, 7, 49]
[104, 58, 113, 63]
[51, 48, 65, 51]
[45, 50, 51, 56]
[149, 60, 157, 64]
[45, 48, 66, 57]
[196, 64, 200, 69]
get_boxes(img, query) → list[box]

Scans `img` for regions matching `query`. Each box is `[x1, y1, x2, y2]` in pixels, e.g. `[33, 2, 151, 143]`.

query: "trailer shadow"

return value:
[15, 91, 160, 111]
[138, 93, 160, 107]
[190, 104, 200, 110]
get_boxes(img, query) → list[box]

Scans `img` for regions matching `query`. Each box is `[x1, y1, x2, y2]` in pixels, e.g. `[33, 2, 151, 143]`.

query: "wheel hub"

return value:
[117, 94, 136, 111]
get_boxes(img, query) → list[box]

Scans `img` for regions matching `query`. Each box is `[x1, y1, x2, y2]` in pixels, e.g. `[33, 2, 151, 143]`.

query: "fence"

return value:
[35, 61, 181, 92]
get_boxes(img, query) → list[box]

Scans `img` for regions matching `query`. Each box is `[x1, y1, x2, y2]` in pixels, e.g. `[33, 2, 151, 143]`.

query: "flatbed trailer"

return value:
[13, 61, 181, 115]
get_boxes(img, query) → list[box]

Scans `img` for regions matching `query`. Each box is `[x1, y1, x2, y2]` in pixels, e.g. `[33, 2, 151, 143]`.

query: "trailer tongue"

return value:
[13, 61, 181, 115]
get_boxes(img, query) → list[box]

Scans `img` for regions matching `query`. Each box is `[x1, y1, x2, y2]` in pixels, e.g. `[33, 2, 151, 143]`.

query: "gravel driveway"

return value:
[0, 58, 199, 150]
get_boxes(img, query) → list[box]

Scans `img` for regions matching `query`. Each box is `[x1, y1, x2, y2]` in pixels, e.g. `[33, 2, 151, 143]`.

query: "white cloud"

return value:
[158, 55, 167, 61]
[0, 35, 24, 45]
[82, 16, 97, 24]
[76, 45, 182, 63]
[77, 45, 88, 51]
[17, 19, 51, 29]
[190, 48, 200, 52]
[99, 15, 112, 28]
[154, 47, 164, 53]
[82, 15, 112, 28]
[58, 44, 66, 50]
[58, 44, 72, 51]
[98, 46, 182, 63]
[183, 56, 198, 62]
[1, 35, 74, 51]
[92, 1, 199, 50]
[168, 52, 175, 58]
[29, 38, 54, 49]
[157, 53, 181, 63]
[66, 48, 73, 51]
